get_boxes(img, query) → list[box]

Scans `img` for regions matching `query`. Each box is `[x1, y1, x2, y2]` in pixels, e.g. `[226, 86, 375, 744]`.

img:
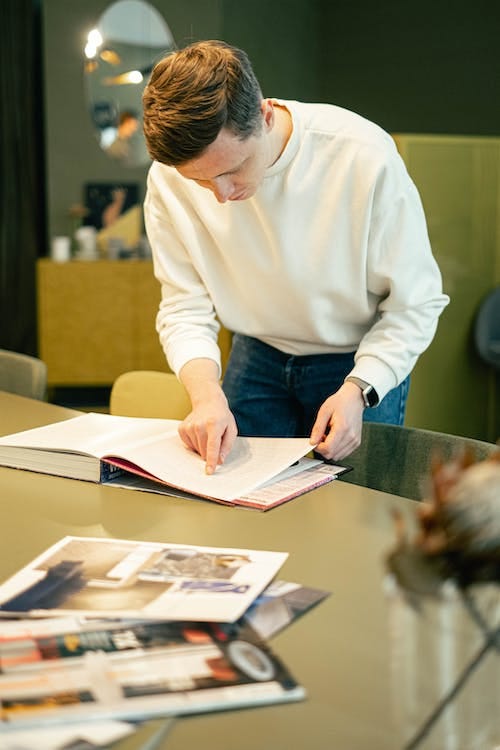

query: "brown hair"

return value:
[143, 40, 263, 166]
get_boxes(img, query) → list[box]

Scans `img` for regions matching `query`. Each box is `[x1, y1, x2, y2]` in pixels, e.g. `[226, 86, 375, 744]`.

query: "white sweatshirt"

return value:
[144, 100, 449, 401]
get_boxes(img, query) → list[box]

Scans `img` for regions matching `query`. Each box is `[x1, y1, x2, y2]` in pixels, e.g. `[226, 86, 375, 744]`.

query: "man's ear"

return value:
[261, 99, 275, 132]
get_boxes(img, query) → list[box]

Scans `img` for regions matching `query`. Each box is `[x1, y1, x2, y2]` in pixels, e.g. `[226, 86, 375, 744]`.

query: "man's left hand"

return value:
[309, 381, 366, 461]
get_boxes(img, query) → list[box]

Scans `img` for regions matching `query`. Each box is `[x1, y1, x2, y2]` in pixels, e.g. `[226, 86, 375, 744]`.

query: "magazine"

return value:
[0, 536, 287, 623]
[0, 619, 304, 730]
[0, 581, 330, 645]
[238, 579, 330, 640]
[0, 412, 348, 509]
[0, 581, 329, 736]
[0, 720, 140, 749]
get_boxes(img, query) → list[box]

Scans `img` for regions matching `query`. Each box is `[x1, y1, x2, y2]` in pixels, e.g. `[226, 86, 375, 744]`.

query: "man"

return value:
[142, 40, 449, 474]
[105, 110, 139, 165]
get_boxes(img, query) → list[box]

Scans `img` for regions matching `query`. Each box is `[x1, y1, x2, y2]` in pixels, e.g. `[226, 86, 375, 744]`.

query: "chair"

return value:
[110, 370, 191, 420]
[474, 287, 500, 444]
[0, 348, 48, 400]
[474, 286, 500, 369]
[339, 421, 498, 501]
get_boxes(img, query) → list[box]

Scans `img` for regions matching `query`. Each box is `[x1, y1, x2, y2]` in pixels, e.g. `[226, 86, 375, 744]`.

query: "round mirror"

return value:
[84, 0, 174, 167]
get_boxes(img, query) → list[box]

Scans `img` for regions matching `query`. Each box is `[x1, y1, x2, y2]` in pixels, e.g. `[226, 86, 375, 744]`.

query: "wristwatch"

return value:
[345, 376, 379, 408]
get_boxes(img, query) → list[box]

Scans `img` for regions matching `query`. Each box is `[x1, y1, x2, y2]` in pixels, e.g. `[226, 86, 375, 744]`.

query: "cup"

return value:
[50, 236, 71, 263]
[107, 237, 124, 260]
[74, 225, 98, 260]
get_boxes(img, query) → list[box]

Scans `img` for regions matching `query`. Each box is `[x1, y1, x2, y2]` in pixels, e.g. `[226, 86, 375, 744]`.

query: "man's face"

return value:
[176, 106, 274, 203]
[122, 117, 139, 138]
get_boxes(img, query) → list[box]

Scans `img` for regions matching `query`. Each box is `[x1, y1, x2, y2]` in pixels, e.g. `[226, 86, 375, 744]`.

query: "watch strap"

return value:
[345, 376, 379, 408]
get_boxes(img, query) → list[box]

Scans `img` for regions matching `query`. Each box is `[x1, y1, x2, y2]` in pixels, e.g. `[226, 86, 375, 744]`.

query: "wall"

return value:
[318, 0, 499, 137]
[396, 135, 500, 443]
[43, 0, 500, 242]
[42, 0, 324, 240]
[44, 0, 499, 239]
[221, 0, 323, 101]
[42, 0, 224, 240]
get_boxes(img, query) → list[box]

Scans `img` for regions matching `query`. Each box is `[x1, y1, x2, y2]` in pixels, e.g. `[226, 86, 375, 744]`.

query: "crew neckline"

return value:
[264, 99, 300, 177]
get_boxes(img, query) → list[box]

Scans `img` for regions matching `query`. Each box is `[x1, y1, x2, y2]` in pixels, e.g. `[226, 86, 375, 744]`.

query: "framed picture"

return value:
[83, 182, 139, 230]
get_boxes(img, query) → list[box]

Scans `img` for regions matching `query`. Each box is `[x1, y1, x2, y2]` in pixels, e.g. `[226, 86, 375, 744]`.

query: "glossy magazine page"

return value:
[0, 619, 304, 729]
[0, 536, 287, 623]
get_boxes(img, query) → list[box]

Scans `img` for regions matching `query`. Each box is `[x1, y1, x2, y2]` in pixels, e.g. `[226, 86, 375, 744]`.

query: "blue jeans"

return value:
[222, 334, 409, 437]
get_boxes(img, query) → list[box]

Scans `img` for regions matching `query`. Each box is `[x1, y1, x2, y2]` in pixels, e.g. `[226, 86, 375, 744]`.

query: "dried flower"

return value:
[387, 451, 500, 595]
[68, 204, 89, 219]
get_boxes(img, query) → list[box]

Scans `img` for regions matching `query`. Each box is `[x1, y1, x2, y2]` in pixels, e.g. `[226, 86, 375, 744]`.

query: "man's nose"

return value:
[211, 176, 233, 203]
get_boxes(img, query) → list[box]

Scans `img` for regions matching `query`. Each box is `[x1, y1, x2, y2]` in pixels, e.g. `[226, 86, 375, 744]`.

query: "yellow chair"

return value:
[0, 348, 48, 400]
[110, 327, 233, 420]
[110, 370, 191, 420]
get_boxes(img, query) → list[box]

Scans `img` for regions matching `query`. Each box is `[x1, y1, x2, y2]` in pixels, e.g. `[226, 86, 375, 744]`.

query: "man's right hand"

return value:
[178, 359, 238, 474]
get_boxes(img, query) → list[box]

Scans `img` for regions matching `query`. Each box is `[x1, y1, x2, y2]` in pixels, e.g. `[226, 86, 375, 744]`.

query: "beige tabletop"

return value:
[0, 392, 497, 750]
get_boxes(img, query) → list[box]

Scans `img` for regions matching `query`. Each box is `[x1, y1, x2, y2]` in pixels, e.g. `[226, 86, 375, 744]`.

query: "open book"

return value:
[0, 412, 348, 509]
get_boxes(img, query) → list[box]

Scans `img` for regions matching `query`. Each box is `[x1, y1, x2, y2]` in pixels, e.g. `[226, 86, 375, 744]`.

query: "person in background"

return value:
[105, 110, 139, 165]
[142, 40, 449, 474]
[102, 187, 127, 228]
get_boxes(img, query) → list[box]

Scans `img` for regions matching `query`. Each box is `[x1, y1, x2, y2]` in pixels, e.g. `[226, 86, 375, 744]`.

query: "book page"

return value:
[0, 413, 179, 457]
[0, 413, 316, 502]
[237, 459, 347, 509]
[105, 430, 316, 502]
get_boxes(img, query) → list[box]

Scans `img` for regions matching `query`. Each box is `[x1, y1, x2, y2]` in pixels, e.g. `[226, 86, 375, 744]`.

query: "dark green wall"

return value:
[318, 0, 499, 136]
[43, 0, 500, 239]
[220, 0, 323, 101]
[224, 0, 499, 136]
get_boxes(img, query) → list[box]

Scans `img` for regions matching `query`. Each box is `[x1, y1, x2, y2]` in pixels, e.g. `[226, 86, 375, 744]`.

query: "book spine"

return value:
[100, 461, 125, 481]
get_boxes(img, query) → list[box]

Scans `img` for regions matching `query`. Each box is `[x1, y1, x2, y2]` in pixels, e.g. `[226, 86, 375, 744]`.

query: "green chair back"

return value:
[0, 349, 47, 401]
[339, 422, 498, 501]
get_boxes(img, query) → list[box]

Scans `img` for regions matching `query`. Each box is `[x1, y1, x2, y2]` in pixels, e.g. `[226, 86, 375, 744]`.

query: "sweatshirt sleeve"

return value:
[349, 154, 450, 400]
[144, 167, 222, 377]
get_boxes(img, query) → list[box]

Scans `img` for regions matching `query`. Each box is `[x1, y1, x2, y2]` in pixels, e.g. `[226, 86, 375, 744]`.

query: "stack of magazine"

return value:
[0, 535, 329, 747]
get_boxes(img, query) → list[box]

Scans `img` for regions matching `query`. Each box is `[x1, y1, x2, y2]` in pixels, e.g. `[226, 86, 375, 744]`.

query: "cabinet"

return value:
[37, 259, 167, 386]
[37, 259, 233, 387]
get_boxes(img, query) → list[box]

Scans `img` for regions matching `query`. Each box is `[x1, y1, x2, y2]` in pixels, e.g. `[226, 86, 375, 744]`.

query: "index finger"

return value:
[310, 411, 332, 446]
[205, 428, 224, 475]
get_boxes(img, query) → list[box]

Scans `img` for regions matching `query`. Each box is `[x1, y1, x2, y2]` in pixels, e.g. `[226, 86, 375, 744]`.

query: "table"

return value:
[0, 392, 497, 750]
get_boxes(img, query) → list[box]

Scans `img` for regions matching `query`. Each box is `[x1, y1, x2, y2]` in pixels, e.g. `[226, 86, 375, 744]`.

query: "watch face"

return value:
[346, 377, 378, 407]
[363, 385, 378, 408]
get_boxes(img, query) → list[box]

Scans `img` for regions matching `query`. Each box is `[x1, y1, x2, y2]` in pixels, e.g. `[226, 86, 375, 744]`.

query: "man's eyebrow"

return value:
[213, 156, 248, 178]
